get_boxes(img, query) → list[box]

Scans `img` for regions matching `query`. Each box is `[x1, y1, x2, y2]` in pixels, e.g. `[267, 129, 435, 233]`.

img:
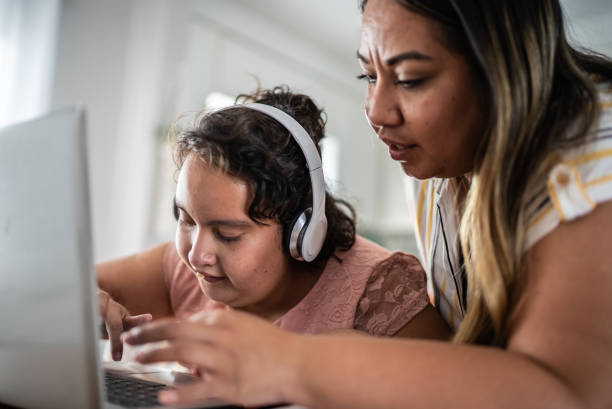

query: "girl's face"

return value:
[359, 0, 489, 179]
[174, 153, 295, 315]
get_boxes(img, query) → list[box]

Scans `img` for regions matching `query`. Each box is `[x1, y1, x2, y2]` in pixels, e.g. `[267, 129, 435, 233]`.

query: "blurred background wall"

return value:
[2, 0, 611, 262]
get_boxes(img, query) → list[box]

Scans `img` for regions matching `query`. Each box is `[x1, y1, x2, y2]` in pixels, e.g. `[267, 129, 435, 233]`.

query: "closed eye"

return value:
[215, 230, 241, 243]
[396, 78, 426, 89]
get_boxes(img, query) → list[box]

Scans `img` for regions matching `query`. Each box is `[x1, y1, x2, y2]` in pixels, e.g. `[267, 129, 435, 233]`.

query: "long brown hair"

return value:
[360, 0, 612, 344]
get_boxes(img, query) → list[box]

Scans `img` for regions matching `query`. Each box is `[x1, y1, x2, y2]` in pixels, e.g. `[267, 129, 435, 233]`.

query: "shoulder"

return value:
[366, 251, 427, 295]
[274, 236, 390, 333]
[509, 201, 612, 400]
[353, 249, 430, 336]
[320, 235, 390, 287]
[332, 234, 425, 284]
[335, 234, 390, 267]
[526, 89, 612, 249]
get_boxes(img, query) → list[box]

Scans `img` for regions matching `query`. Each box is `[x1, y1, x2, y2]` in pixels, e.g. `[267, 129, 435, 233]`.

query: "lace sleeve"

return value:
[354, 252, 430, 337]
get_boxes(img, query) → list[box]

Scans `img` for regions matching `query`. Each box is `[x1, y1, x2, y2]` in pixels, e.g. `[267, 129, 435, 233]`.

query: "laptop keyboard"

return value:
[104, 370, 165, 408]
[104, 370, 280, 409]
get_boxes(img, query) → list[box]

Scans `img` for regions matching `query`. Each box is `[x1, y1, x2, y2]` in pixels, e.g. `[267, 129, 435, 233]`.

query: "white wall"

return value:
[51, 0, 132, 261]
[0, 0, 60, 127]
[51, 0, 173, 260]
[47, 0, 612, 261]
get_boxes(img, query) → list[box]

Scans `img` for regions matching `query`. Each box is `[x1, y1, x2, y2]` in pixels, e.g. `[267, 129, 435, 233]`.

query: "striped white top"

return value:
[405, 84, 612, 330]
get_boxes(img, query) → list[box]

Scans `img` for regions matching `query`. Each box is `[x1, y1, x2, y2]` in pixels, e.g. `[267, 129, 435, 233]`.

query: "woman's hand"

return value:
[98, 289, 152, 361]
[122, 308, 301, 407]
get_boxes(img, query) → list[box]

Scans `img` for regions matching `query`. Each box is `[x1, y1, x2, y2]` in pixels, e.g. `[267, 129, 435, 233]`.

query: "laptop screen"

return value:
[0, 108, 103, 409]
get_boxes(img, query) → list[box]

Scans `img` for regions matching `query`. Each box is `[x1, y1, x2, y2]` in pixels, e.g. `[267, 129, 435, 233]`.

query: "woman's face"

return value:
[174, 153, 293, 314]
[359, 0, 488, 179]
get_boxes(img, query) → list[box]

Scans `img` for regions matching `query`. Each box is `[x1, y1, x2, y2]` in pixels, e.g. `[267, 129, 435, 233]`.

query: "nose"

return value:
[188, 229, 217, 269]
[365, 80, 402, 131]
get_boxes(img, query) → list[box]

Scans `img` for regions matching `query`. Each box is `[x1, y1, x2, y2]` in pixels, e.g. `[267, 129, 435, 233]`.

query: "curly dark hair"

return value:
[174, 85, 356, 265]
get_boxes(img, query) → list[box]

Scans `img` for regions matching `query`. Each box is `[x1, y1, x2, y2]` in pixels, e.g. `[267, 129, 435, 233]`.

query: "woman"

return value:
[124, 0, 612, 407]
[98, 86, 448, 362]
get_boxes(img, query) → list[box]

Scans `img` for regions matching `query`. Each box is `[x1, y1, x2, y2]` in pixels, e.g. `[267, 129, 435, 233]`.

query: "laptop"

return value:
[0, 108, 246, 409]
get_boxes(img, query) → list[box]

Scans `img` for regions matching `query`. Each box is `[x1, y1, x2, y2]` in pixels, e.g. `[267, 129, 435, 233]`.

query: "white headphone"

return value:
[235, 103, 328, 262]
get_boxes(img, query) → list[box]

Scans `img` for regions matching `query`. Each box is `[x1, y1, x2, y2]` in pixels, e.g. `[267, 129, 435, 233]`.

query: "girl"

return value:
[98, 85, 448, 361]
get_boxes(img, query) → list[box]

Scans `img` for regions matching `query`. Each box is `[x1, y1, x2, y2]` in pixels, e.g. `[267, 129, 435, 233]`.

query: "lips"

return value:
[195, 271, 226, 284]
[387, 143, 417, 161]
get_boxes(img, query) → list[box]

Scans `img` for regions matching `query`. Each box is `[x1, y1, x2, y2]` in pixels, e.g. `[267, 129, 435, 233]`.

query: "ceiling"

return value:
[237, 0, 363, 59]
[238, 0, 611, 57]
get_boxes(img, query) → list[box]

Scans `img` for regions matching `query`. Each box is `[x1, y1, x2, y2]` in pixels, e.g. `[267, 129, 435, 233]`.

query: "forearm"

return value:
[96, 242, 172, 318]
[288, 335, 582, 409]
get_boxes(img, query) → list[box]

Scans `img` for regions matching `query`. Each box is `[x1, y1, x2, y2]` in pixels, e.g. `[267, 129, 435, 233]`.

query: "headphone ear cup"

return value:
[285, 209, 311, 260]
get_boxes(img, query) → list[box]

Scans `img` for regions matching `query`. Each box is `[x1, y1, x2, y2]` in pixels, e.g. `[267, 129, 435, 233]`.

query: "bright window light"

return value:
[204, 92, 235, 110]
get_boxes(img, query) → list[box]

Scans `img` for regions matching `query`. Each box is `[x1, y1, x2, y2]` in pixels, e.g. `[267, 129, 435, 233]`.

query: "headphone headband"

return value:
[242, 103, 323, 172]
[219, 102, 328, 262]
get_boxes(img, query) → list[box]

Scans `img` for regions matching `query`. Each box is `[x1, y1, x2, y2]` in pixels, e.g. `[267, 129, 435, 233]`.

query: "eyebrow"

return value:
[173, 198, 252, 228]
[356, 50, 433, 66]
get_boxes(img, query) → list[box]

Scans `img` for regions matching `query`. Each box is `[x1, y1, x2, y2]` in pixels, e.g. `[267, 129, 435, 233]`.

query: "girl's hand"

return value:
[97, 289, 152, 361]
[122, 308, 301, 407]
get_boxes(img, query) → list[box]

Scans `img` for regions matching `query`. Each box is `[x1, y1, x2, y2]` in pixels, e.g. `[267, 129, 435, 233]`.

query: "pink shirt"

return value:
[163, 235, 430, 336]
